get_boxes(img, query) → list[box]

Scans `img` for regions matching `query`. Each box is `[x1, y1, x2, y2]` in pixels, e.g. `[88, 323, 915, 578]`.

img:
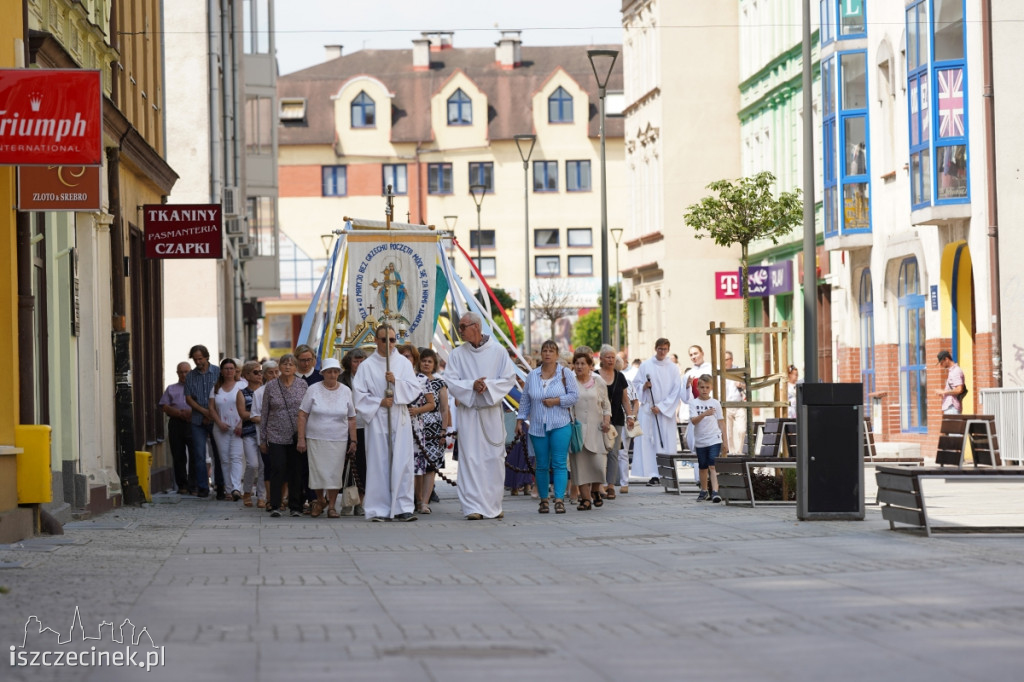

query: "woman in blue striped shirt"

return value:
[515, 340, 579, 514]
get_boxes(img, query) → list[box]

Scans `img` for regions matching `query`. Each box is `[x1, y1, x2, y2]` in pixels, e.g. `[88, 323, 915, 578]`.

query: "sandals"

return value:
[310, 498, 325, 518]
[554, 499, 566, 514]
[592, 491, 604, 508]
[327, 508, 340, 519]
[577, 498, 592, 511]
[417, 506, 432, 515]
[538, 500, 550, 514]
[604, 488, 616, 500]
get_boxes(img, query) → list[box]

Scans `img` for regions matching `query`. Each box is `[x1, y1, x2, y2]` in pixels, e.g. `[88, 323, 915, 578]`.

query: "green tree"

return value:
[683, 171, 801, 452]
[572, 283, 627, 351]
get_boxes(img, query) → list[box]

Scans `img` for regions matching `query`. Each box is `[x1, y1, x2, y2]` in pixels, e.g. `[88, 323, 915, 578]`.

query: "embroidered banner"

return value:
[347, 231, 437, 348]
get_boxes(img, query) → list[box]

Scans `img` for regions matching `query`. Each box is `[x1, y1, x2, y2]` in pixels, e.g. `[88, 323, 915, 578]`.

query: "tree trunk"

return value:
[741, 242, 754, 456]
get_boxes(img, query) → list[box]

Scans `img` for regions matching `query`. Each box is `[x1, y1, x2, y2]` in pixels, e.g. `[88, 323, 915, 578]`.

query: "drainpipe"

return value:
[981, 0, 1002, 387]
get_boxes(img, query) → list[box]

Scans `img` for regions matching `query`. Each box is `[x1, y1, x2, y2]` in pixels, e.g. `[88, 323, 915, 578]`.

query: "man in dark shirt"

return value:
[184, 344, 221, 498]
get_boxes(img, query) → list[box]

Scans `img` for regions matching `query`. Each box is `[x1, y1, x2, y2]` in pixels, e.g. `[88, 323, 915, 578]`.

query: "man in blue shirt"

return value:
[184, 345, 221, 498]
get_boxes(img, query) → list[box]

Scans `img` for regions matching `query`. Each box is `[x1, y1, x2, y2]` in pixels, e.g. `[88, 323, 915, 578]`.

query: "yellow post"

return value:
[135, 451, 152, 502]
[14, 425, 52, 504]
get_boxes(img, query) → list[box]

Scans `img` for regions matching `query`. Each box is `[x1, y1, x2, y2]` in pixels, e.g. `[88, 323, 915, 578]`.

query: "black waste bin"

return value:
[796, 383, 864, 520]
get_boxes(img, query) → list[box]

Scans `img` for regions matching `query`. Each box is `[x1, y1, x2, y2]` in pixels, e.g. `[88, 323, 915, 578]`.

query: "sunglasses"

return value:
[377, 337, 398, 343]
[458, 322, 478, 331]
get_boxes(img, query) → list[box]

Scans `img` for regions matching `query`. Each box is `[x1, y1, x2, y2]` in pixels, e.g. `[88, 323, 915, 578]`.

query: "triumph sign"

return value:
[143, 204, 223, 259]
[0, 69, 103, 166]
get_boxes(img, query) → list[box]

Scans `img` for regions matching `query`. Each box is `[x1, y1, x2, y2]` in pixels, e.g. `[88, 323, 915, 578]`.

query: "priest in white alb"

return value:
[631, 337, 682, 486]
[352, 324, 424, 522]
[444, 312, 517, 520]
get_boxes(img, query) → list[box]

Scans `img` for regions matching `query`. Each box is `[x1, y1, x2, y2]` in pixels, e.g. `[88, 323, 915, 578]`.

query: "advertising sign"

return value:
[0, 69, 103, 166]
[143, 204, 223, 259]
[18, 165, 101, 211]
[715, 262, 793, 299]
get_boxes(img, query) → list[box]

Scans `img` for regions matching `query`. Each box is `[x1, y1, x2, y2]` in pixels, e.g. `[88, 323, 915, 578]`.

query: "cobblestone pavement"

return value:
[2, 478, 1024, 681]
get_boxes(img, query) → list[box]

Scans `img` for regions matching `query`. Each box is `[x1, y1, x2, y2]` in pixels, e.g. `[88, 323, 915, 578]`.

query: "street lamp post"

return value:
[587, 48, 618, 347]
[611, 227, 623, 349]
[514, 134, 537, 356]
[469, 183, 486, 307]
[443, 214, 457, 266]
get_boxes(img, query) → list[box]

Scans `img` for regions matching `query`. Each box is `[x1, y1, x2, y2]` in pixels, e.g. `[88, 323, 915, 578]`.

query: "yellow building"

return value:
[274, 32, 625, 355]
[13, 0, 178, 521]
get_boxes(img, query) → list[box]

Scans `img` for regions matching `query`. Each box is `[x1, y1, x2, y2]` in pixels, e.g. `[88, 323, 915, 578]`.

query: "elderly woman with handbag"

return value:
[569, 348, 613, 510]
[259, 353, 308, 518]
[297, 358, 356, 518]
[515, 339, 578, 515]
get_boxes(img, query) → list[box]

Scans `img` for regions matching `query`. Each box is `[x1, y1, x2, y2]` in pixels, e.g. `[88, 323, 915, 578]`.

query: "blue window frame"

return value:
[566, 160, 591, 192]
[906, 0, 969, 209]
[820, 0, 835, 45]
[838, 0, 866, 38]
[898, 258, 927, 432]
[382, 164, 407, 195]
[932, 0, 968, 203]
[548, 86, 573, 123]
[823, 57, 839, 237]
[533, 160, 558, 192]
[322, 166, 346, 197]
[447, 88, 472, 125]
[859, 268, 875, 403]
[468, 162, 493, 193]
[428, 163, 453, 194]
[839, 51, 869, 232]
[351, 91, 375, 128]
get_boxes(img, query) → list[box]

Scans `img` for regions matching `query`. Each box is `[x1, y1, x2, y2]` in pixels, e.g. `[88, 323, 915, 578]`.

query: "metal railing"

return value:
[979, 388, 1024, 465]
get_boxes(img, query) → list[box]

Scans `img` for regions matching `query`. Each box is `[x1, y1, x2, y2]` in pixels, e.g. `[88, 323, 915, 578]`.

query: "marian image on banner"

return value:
[347, 232, 437, 349]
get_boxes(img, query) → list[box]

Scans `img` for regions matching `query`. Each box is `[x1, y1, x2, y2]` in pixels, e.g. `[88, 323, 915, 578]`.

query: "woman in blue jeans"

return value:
[516, 340, 579, 514]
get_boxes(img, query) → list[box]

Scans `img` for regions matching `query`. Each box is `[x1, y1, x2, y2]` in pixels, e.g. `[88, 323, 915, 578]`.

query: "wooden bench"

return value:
[716, 456, 796, 506]
[758, 418, 797, 458]
[876, 465, 1024, 535]
[936, 414, 1002, 467]
[657, 453, 698, 495]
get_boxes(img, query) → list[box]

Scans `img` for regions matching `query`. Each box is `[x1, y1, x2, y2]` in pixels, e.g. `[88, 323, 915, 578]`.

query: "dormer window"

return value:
[447, 88, 472, 125]
[351, 91, 375, 128]
[548, 86, 573, 123]
[279, 97, 307, 124]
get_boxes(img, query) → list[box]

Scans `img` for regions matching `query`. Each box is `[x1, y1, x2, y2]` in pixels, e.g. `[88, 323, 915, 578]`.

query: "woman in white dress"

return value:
[209, 358, 246, 501]
[297, 358, 356, 518]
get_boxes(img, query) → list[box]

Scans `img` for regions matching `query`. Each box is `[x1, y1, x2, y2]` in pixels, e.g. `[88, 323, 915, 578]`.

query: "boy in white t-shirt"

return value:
[689, 375, 729, 503]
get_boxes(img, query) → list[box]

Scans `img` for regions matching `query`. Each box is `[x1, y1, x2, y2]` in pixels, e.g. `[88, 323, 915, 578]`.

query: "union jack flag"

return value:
[938, 68, 964, 138]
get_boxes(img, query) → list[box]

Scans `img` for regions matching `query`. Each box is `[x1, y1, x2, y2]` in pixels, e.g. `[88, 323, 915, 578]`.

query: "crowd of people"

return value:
[159, 321, 741, 518]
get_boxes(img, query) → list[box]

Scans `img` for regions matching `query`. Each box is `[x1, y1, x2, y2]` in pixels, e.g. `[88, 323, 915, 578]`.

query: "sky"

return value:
[273, 0, 624, 75]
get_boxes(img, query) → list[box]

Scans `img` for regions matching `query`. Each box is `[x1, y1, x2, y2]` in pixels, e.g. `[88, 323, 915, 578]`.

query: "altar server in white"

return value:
[631, 337, 682, 485]
[445, 313, 518, 520]
[352, 325, 424, 521]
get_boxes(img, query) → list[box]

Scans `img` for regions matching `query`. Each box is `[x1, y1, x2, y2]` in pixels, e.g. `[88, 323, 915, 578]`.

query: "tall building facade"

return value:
[273, 31, 625, 355]
[163, 0, 281, 381]
[14, 0, 179, 516]
[619, 0, 743, 358]
[822, 0, 1005, 456]
[737, 0, 823, 383]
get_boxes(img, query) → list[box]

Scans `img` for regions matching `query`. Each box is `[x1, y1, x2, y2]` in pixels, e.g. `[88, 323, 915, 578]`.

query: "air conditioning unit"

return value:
[222, 186, 240, 216]
[238, 244, 255, 260]
[225, 216, 245, 236]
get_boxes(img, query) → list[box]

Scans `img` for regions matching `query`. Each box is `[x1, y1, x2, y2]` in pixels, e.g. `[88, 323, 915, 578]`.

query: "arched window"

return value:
[548, 86, 573, 123]
[859, 268, 875, 402]
[351, 91, 375, 128]
[447, 88, 472, 125]
[898, 258, 927, 431]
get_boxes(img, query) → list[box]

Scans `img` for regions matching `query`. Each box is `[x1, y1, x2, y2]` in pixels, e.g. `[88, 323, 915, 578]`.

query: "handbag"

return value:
[561, 368, 585, 452]
[626, 420, 643, 438]
[603, 424, 618, 451]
